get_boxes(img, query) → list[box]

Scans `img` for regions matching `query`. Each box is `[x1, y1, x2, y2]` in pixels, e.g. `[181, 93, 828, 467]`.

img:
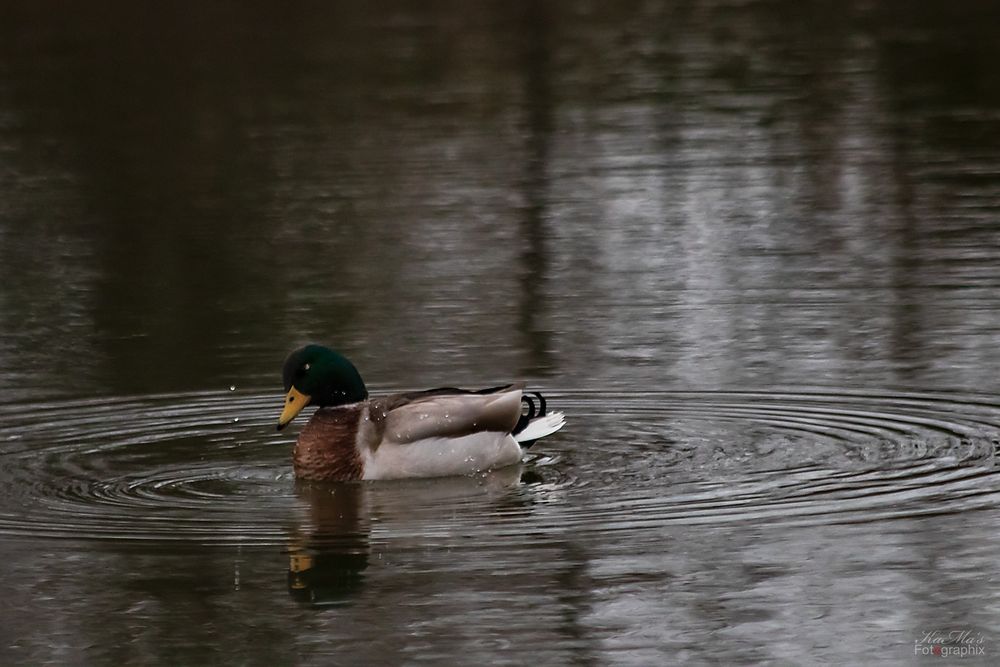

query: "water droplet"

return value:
[229, 385, 236, 391]
[233, 417, 240, 423]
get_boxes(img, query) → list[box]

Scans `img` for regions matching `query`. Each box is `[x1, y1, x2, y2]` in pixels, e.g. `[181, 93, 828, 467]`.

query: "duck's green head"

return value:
[277, 345, 369, 431]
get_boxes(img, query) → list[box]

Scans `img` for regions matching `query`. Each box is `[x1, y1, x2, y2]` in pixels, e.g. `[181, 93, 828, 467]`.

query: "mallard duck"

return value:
[276, 345, 565, 481]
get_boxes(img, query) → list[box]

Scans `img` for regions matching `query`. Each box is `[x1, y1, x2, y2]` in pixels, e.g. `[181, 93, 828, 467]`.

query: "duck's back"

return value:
[373, 386, 523, 444]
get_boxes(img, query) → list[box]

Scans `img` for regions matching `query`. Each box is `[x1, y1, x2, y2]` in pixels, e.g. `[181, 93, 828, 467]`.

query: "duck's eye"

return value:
[303, 363, 311, 372]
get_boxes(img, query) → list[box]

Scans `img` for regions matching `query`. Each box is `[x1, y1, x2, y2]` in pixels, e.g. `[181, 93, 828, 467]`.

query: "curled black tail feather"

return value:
[531, 391, 547, 417]
[513, 392, 549, 447]
[513, 395, 536, 435]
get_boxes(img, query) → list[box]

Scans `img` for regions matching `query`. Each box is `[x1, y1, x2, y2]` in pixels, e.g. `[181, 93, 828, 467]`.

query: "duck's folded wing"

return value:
[378, 388, 523, 445]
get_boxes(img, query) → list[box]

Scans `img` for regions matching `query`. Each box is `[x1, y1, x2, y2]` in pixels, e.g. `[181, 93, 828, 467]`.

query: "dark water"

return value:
[3, 1, 1000, 664]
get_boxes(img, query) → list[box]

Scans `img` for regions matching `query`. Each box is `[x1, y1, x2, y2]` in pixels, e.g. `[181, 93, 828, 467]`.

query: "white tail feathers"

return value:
[514, 412, 566, 444]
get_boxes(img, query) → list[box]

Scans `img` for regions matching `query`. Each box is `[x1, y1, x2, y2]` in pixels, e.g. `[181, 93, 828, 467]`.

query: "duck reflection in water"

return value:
[287, 465, 528, 605]
[287, 481, 371, 605]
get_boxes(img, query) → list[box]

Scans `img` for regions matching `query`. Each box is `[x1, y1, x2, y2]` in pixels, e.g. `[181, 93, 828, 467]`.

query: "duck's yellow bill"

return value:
[277, 387, 311, 431]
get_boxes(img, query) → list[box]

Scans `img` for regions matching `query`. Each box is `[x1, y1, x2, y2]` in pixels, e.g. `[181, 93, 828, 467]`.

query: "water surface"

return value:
[2, 1, 1000, 664]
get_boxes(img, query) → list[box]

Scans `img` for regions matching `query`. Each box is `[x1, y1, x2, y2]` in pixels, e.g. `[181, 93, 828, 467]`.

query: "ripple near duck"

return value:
[1, 388, 999, 545]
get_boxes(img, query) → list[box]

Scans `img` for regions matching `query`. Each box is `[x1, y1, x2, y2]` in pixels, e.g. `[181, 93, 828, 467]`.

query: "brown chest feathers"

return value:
[293, 405, 365, 481]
